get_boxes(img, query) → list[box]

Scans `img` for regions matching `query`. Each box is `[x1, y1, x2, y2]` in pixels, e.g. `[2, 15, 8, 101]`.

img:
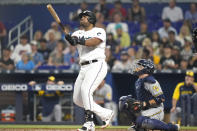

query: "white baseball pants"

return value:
[73, 60, 111, 120]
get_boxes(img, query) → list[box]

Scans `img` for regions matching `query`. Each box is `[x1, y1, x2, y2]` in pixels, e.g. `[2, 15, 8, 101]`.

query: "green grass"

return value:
[0, 125, 128, 129]
[0, 125, 196, 130]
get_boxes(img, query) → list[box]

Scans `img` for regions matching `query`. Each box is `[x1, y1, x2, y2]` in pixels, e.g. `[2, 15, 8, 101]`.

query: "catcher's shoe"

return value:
[101, 110, 114, 128]
[77, 121, 95, 131]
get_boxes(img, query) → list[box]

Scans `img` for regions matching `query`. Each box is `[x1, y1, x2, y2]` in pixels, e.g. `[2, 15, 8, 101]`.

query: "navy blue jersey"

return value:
[135, 76, 164, 102]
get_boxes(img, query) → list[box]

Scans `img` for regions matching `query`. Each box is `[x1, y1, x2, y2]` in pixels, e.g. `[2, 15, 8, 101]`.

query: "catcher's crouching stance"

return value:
[119, 59, 180, 131]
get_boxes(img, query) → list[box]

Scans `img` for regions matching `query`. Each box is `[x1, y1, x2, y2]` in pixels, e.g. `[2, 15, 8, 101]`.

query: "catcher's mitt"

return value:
[192, 27, 197, 53]
[127, 100, 144, 113]
[119, 95, 143, 113]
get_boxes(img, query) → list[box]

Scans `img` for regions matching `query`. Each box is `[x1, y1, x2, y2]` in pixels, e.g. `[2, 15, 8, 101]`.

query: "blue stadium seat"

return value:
[57, 65, 71, 70]
[37, 65, 56, 70]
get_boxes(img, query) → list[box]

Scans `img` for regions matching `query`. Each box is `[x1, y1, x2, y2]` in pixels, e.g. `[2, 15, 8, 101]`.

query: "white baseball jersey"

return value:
[72, 27, 113, 122]
[72, 27, 106, 63]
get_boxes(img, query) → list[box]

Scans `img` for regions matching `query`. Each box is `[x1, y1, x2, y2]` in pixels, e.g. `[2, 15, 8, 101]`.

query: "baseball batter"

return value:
[64, 10, 113, 131]
[119, 59, 180, 131]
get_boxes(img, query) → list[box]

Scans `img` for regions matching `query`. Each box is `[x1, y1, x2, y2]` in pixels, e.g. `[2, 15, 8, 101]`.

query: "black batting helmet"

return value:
[79, 10, 96, 25]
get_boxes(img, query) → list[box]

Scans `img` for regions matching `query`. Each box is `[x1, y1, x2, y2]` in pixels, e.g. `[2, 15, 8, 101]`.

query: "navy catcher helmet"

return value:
[79, 10, 96, 25]
[130, 59, 155, 76]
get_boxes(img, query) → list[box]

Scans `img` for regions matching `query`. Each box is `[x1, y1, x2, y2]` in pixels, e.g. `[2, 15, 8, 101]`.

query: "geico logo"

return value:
[1, 84, 28, 91]
[46, 84, 73, 91]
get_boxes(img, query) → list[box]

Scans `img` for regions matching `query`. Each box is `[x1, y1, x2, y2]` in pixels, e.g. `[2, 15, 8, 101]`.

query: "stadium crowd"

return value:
[0, 0, 197, 72]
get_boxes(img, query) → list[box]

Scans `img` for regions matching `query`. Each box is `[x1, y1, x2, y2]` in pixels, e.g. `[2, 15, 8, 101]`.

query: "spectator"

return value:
[46, 30, 57, 52]
[44, 22, 62, 41]
[181, 37, 193, 61]
[151, 31, 162, 56]
[112, 51, 132, 72]
[94, 0, 108, 19]
[133, 22, 151, 46]
[38, 38, 51, 64]
[29, 76, 63, 122]
[158, 19, 177, 39]
[29, 41, 44, 69]
[172, 46, 182, 69]
[114, 24, 131, 49]
[185, 3, 197, 24]
[176, 25, 192, 47]
[11, 35, 31, 63]
[108, 1, 127, 21]
[94, 79, 117, 125]
[106, 12, 128, 36]
[106, 33, 120, 55]
[105, 46, 116, 70]
[64, 44, 79, 70]
[0, 48, 14, 70]
[170, 71, 197, 125]
[190, 55, 197, 70]
[48, 40, 64, 67]
[95, 12, 106, 30]
[128, 0, 146, 22]
[127, 47, 136, 62]
[0, 21, 7, 49]
[180, 59, 189, 70]
[158, 45, 176, 70]
[162, 0, 183, 22]
[33, 30, 43, 43]
[168, 30, 182, 49]
[70, 2, 88, 21]
[16, 53, 35, 70]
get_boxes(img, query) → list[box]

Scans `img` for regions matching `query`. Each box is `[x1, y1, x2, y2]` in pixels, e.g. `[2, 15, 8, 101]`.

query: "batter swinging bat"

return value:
[46, 4, 68, 34]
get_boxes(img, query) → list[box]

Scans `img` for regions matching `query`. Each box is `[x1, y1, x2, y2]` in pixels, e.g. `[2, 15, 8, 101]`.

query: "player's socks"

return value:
[77, 110, 95, 131]
[136, 116, 179, 131]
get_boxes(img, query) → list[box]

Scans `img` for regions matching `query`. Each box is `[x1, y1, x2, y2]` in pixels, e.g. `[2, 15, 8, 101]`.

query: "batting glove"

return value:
[65, 35, 85, 46]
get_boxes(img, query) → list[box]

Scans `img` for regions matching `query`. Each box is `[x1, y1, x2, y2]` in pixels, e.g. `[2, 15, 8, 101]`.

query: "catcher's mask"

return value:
[129, 59, 155, 76]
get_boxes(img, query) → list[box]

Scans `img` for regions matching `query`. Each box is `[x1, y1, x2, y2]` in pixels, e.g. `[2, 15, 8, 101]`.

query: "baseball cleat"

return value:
[175, 124, 180, 131]
[101, 110, 114, 128]
[77, 121, 95, 131]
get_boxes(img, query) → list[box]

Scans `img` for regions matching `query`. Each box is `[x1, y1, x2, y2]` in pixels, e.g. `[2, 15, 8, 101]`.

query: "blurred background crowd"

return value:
[0, 0, 197, 72]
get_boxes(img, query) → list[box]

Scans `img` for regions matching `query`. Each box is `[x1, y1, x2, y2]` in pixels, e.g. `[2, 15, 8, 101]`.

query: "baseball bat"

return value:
[46, 4, 68, 34]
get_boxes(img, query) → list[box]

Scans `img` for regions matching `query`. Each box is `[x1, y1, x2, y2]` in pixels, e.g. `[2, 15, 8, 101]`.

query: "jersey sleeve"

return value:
[71, 30, 82, 37]
[172, 82, 184, 100]
[144, 81, 163, 97]
[93, 28, 106, 42]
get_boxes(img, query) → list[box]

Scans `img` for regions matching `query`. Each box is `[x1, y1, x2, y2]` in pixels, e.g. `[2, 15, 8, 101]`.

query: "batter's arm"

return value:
[84, 38, 102, 46]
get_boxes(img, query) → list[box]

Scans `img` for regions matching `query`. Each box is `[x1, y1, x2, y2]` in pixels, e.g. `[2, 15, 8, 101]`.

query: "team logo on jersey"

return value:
[97, 32, 101, 36]
[153, 86, 159, 92]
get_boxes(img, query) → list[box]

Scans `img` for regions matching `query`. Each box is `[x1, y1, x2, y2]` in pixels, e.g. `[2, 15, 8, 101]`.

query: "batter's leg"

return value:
[81, 61, 113, 120]
[73, 71, 84, 108]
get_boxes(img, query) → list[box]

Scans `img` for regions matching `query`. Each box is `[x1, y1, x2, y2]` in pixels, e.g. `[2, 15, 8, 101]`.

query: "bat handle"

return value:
[59, 22, 65, 31]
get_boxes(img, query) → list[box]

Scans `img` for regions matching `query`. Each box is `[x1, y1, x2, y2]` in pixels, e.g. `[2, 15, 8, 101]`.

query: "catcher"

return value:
[119, 59, 180, 131]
